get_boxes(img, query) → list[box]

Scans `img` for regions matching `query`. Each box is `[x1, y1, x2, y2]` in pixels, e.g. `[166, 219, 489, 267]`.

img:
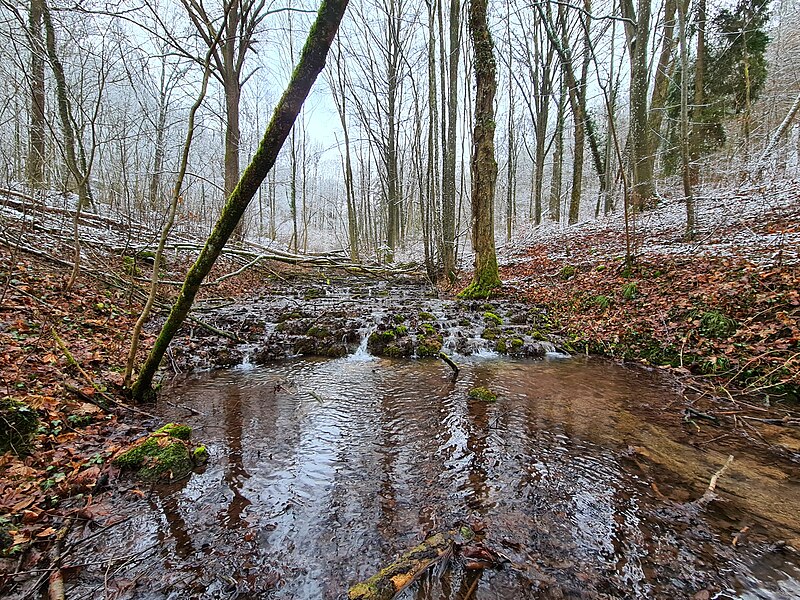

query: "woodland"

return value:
[0, 0, 799, 598]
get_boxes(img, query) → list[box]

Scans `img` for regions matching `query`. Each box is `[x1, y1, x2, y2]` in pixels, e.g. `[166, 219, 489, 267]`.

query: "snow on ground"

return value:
[499, 177, 800, 268]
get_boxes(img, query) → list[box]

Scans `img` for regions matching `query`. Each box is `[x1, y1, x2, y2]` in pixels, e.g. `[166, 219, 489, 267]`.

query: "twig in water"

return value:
[439, 352, 459, 380]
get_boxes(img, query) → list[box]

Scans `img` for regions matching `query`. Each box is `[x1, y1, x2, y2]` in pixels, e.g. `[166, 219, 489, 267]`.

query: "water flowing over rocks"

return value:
[168, 273, 568, 372]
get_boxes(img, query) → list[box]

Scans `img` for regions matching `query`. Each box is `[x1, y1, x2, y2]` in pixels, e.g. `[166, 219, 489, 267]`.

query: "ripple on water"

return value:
[66, 356, 800, 599]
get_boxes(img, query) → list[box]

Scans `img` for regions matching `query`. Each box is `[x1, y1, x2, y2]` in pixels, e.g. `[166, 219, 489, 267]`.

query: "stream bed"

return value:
[71, 354, 800, 599]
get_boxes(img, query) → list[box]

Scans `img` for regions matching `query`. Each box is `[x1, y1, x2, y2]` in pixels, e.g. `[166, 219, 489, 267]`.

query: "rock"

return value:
[113, 423, 206, 481]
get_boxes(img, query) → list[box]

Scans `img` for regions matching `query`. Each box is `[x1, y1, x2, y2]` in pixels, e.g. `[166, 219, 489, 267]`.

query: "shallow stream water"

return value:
[71, 355, 800, 599]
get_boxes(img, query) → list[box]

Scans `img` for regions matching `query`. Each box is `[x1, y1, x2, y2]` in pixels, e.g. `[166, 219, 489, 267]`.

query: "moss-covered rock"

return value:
[368, 326, 414, 358]
[483, 311, 502, 326]
[0, 398, 39, 455]
[113, 423, 206, 481]
[468, 387, 497, 402]
[416, 338, 443, 357]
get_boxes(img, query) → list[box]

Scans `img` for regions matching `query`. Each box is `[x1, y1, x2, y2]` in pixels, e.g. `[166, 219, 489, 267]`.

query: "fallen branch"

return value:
[439, 352, 459, 379]
[695, 455, 734, 507]
[348, 530, 462, 600]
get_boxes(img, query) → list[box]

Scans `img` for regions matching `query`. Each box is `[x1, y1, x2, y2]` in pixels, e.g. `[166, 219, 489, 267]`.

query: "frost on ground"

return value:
[499, 177, 800, 270]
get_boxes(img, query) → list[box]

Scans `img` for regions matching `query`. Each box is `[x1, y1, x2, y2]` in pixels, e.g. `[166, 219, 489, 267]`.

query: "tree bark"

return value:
[132, 0, 350, 402]
[677, 0, 695, 239]
[459, 0, 500, 299]
[441, 0, 460, 281]
[27, 0, 46, 188]
[550, 72, 565, 222]
[622, 0, 655, 210]
[689, 0, 706, 185]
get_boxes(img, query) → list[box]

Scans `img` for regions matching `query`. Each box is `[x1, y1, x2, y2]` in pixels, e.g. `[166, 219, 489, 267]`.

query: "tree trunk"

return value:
[441, 0, 459, 281]
[623, 0, 655, 210]
[567, 0, 592, 225]
[225, 75, 243, 238]
[131, 0, 350, 402]
[677, 0, 695, 240]
[27, 0, 46, 188]
[459, 0, 500, 299]
[550, 74, 565, 222]
[149, 62, 168, 210]
[640, 0, 676, 195]
[689, 0, 706, 185]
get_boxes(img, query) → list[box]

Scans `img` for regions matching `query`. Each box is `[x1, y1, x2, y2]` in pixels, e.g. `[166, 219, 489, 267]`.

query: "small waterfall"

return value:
[540, 341, 571, 358]
[235, 344, 256, 371]
[348, 324, 376, 361]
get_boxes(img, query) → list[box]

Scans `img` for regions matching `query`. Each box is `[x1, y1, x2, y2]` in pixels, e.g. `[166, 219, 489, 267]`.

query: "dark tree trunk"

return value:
[441, 0, 460, 281]
[132, 0, 350, 402]
[27, 0, 46, 188]
[459, 0, 500, 299]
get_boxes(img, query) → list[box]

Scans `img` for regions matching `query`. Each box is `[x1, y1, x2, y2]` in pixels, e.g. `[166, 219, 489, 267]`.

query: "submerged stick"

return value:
[439, 352, 459, 379]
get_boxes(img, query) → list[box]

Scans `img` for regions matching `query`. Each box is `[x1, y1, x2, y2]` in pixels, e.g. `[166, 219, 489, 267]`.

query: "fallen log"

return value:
[349, 529, 469, 600]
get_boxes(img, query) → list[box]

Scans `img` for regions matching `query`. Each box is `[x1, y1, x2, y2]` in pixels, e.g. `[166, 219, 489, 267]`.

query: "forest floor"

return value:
[480, 178, 800, 407]
[0, 178, 799, 596]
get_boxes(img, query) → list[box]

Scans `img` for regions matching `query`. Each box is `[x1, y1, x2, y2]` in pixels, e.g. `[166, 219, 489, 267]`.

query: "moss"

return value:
[193, 445, 208, 462]
[419, 323, 437, 336]
[394, 324, 408, 336]
[392, 314, 407, 323]
[458, 317, 472, 327]
[156, 423, 192, 440]
[468, 387, 497, 402]
[417, 339, 443, 357]
[306, 325, 332, 339]
[122, 255, 138, 276]
[458, 271, 501, 299]
[0, 397, 39, 455]
[278, 310, 306, 322]
[559, 265, 577, 280]
[114, 423, 203, 481]
[481, 327, 499, 341]
[418, 311, 436, 321]
[495, 338, 508, 353]
[529, 329, 546, 341]
[303, 287, 325, 300]
[483, 311, 502, 326]
[510, 337, 524, 349]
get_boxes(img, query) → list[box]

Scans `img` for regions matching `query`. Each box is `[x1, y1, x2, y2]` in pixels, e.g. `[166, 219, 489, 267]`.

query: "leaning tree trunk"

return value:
[459, 0, 500, 299]
[131, 0, 350, 402]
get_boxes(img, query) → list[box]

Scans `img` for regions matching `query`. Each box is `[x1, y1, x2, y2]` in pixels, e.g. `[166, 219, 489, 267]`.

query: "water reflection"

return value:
[72, 356, 800, 599]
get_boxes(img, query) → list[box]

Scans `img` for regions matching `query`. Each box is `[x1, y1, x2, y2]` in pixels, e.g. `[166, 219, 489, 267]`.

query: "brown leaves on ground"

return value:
[499, 249, 799, 402]
[0, 248, 141, 561]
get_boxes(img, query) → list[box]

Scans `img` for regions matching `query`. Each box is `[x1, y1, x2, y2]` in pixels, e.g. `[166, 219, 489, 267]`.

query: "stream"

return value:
[70, 353, 800, 599]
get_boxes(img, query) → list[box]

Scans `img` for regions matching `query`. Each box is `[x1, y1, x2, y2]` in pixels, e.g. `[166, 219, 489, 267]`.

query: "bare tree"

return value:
[132, 0, 349, 402]
[459, 0, 499, 299]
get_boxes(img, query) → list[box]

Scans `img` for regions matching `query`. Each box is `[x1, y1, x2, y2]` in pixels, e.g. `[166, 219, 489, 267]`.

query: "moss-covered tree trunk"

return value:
[131, 0, 350, 402]
[459, 0, 500, 300]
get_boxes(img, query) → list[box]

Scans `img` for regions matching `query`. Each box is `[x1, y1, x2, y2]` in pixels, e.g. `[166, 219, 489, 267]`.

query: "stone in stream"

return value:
[113, 423, 208, 481]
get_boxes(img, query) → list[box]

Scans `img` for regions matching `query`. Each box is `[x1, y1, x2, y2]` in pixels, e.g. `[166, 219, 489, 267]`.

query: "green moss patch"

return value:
[468, 387, 497, 402]
[114, 422, 206, 481]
